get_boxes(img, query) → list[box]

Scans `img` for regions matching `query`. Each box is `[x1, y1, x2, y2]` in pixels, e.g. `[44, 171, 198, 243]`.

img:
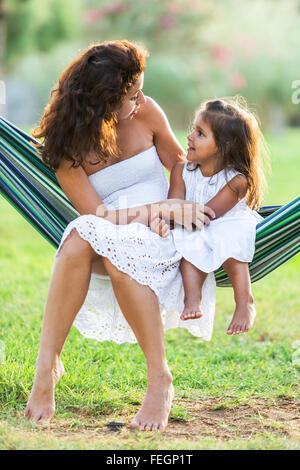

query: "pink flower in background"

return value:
[228, 72, 247, 90]
[210, 45, 233, 68]
[106, 3, 126, 14]
[159, 14, 177, 30]
[83, 9, 105, 24]
[83, 3, 126, 25]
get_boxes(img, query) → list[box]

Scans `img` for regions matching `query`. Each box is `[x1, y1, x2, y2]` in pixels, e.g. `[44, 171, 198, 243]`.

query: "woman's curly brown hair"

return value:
[31, 40, 149, 171]
[187, 96, 269, 210]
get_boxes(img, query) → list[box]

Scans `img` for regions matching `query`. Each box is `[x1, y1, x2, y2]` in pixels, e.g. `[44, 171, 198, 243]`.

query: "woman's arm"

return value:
[56, 159, 150, 224]
[142, 97, 185, 173]
[205, 174, 248, 218]
[57, 160, 213, 229]
[56, 159, 104, 215]
[55, 158, 185, 227]
[167, 161, 186, 199]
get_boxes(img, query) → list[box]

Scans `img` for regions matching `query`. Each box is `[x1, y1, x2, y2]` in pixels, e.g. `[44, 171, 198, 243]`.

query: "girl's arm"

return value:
[205, 174, 248, 218]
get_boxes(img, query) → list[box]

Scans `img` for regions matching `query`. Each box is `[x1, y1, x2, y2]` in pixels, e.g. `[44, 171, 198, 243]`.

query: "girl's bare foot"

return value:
[24, 357, 64, 424]
[130, 370, 174, 431]
[149, 213, 170, 238]
[227, 298, 256, 335]
[180, 298, 203, 321]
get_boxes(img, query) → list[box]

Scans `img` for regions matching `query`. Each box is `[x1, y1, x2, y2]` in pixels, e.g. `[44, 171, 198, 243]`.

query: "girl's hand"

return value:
[150, 199, 215, 232]
[149, 213, 170, 238]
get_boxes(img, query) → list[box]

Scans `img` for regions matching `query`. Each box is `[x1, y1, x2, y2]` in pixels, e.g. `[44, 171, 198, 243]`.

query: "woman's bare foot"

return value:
[149, 213, 170, 238]
[130, 371, 174, 431]
[24, 357, 64, 424]
[227, 298, 256, 335]
[180, 298, 203, 321]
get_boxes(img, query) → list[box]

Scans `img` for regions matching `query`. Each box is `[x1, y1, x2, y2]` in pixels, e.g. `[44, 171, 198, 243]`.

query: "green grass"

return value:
[0, 128, 299, 449]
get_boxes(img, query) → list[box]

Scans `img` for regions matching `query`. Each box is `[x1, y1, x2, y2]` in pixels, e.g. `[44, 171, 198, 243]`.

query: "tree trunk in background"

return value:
[0, 0, 6, 117]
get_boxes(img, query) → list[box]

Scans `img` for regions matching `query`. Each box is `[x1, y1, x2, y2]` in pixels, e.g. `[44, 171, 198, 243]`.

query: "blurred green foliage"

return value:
[2, 0, 300, 128]
[4, 0, 82, 66]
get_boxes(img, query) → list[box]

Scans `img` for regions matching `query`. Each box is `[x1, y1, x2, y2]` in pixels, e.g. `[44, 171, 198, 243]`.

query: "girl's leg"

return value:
[103, 258, 173, 432]
[222, 258, 256, 335]
[180, 258, 207, 320]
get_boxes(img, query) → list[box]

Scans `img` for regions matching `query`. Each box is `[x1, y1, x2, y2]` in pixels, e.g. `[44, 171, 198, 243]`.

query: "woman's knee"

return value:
[57, 229, 96, 261]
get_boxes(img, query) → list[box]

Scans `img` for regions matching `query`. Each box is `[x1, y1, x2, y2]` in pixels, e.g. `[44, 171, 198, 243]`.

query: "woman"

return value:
[24, 40, 215, 431]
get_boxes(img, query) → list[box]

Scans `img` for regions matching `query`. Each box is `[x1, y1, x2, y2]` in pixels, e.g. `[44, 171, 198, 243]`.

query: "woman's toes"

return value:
[129, 418, 139, 429]
[158, 422, 166, 431]
[191, 311, 201, 319]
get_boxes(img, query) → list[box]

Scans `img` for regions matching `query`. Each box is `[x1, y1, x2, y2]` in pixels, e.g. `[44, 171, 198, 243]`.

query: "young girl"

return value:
[150, 97, 267, 336]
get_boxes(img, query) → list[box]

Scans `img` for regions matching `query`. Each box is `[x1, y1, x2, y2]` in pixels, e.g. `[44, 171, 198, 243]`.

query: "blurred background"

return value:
[0, 3, 299, 451]
[1, 0, 300, 133]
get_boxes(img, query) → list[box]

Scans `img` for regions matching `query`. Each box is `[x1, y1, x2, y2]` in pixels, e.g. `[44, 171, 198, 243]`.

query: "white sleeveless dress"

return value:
[171, 163, 263, 273]
[55, 146, 216, 343]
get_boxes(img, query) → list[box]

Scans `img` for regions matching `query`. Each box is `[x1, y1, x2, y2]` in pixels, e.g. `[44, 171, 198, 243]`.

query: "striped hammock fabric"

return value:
[0, 116, 299, 287]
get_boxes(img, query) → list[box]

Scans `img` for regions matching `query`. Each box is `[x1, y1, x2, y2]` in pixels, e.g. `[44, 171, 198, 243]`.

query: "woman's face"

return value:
[187, 113, 218, 167]
[117, 73, 146, 121]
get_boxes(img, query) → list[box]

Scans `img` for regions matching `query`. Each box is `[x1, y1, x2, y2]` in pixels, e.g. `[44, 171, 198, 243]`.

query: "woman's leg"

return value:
[25, 230, 173, 430]
[103, 258, 173, 432]
[222, 258, 256, 335]
[25, 229, 99, 423]
[180, 258, 208, 320]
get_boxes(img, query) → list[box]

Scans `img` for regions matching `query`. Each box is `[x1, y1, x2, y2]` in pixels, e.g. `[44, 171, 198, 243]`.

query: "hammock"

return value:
[0, 115, 299, 287]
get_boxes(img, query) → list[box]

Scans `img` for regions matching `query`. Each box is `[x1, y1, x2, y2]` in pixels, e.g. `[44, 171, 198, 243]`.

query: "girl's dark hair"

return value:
[187, 97, 269, 209]
[31, 40, 149, 171]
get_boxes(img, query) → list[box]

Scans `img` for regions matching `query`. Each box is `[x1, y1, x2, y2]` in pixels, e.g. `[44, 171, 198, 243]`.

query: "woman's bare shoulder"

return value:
[138, 96, 168, 129]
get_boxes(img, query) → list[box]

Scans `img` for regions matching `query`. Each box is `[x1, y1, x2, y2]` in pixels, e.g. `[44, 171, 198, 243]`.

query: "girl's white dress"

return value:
[54, 146, 216, 344]
[171, 163, 263, 274]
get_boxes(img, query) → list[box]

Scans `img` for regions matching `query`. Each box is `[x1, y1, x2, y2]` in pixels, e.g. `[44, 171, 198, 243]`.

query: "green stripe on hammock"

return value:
[1, 116, 299, 286]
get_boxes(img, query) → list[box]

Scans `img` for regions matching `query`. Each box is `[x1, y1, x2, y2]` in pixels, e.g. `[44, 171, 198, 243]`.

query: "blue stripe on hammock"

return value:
[257, 197, 299, 230]
[0, 150, 69, 225]
[0, 179, 59, 246]
[0, 116, 41, 146]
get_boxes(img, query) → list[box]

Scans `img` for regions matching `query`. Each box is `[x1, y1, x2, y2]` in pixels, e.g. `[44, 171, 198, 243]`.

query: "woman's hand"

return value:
[149, 213, 171, 238]
[150, 199, 215, 232]
[95, 198, 215, 232]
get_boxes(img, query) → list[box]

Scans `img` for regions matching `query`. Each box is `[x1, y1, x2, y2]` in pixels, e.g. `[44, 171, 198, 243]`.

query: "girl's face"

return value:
[187, 113, 219, 168]
[117, 73, 146, 121]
